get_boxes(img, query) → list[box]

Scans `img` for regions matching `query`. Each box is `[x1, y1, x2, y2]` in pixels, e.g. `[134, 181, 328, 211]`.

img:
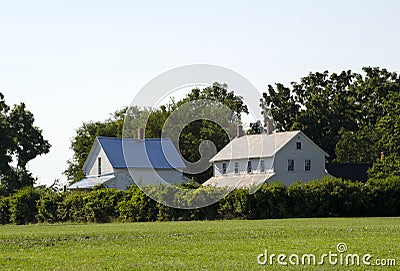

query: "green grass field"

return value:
[0, 218, 399, 270]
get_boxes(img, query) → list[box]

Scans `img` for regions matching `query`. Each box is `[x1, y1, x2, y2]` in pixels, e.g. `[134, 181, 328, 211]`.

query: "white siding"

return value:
[268, 133, 326, 185]
[84, 143, 114, 177]
[105, 168, 135, 190]
[127, 168, 184, 185]
[156, 169, 184, 184]
[104, 168, 135, 190]
[214, 158, 274, 176]
[79, 138, 186, 191]
[210, 132, 327, 186]
[104, 168, 184, 189]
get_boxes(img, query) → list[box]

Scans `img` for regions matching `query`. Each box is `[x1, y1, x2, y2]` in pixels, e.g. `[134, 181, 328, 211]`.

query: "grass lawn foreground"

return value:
[0, 217, 399, 270]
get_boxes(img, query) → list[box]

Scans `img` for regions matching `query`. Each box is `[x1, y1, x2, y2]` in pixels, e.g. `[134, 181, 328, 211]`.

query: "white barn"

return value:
[203, 130, 328, 188]
[68, 135, 185, 190]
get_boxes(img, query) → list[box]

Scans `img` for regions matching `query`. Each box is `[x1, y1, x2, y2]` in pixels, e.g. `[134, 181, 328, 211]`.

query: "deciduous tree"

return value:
[260, 67, 400, 167]
[0, 93, 50, 194]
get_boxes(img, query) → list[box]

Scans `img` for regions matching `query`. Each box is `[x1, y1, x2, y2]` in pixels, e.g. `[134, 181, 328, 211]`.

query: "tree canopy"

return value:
[66, 82, 248, 184]
[0, 93, 50, 195]
[260, 67, 400, 177]
[67, 69, 400, 184]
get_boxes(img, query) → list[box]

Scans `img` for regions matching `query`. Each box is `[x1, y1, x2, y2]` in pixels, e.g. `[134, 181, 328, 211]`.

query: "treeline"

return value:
[262, 67, 400, 169]
[65, 67, 400, 185]
[65, 83, 247, 184]
[0, 176, 398, 225]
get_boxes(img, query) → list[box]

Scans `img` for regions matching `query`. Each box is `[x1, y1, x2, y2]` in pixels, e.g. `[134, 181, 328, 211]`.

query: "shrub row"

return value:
[0, 176, 399, 225]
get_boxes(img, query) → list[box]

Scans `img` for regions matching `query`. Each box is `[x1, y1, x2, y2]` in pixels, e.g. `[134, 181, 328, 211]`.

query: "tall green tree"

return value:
[261, 67, 400, 165]
[375, 91, 400, 156]
[123, 82, 248, 183]
[8, 103, 51, 169]
[0, 93, 12, 177]
[66, 82, 248, 184]
[334, 126, 379, 164]
[261, 83, 300, 132]
[169, 82, 248, 182]
[261, 70, 357, 161]
[337, 68, 400, 164]
[0, 93, 50, 195]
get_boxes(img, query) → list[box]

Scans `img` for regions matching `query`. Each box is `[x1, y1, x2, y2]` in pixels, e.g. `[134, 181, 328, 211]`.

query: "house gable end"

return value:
[82, 138, 114, 176]
[275, 131, 329, 158]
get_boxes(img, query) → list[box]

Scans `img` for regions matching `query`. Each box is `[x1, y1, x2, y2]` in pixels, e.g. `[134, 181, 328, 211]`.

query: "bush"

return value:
[36, 190, 64, 223]
[58, 192, 86, 222]
[287, 177, 371, 217]
[253, 182, 288, 219]
[218, 189, 252, 219]
[366, 176, 400, 216]
[9, 186, 41, 224]
[0, 196, 10, 224]
[0, 176, 399, 225]
[118, 186, 157, 222]
[83, 189, 123, 222]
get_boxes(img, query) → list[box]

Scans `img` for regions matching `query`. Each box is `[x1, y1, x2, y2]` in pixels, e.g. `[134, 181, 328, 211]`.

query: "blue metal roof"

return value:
[97, 136, 185, 169]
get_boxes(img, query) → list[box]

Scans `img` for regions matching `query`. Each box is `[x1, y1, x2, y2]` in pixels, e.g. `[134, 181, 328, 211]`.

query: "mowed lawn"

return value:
[0, 218, 399, 270]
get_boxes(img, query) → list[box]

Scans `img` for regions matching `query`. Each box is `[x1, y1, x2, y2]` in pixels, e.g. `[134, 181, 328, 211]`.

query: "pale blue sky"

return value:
[1, 1, 399, 186]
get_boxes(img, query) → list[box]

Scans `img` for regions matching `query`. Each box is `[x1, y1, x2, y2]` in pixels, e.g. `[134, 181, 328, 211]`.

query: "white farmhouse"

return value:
[203, 130, 328, 188]
[68, 132, 185, 190]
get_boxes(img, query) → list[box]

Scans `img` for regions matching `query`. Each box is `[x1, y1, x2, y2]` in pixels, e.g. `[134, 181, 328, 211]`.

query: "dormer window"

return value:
[260, 160, 265, 172]
[234, 162, 239, 174]
[98, 157, 102, 176]
[296, 142, 302, 150]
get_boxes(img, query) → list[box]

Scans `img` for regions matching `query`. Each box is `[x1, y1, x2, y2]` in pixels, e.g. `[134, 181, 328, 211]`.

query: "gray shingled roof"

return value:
[210, 131, 302, 162]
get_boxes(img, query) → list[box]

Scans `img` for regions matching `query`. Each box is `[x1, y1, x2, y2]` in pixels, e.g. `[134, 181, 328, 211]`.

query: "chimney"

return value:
[137, 128, 145, 140]
[237, 125, 244, 138]
[266, 119, 273, 135]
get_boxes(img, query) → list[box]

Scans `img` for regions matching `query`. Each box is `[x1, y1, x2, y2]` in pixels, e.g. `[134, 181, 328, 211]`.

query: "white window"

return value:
[98, 157, 102, 176]
[234, 162, 239, 174]
[288, 159, 294, 171]
[305, 159, 311, 171]
[247, 161, 252, 173]
[296, 142, 302, 150]
[222, 163, 227, 174]
[260, 160, 265, 172]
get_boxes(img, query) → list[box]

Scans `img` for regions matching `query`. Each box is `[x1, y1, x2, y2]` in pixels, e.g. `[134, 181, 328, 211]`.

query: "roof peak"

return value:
[92, 136, 185, 169]
[237, 130, 300, 138]
[96, 136, 169, 142]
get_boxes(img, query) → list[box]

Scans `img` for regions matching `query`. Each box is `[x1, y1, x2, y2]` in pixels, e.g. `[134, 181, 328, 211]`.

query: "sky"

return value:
[1, 0, 399, 186]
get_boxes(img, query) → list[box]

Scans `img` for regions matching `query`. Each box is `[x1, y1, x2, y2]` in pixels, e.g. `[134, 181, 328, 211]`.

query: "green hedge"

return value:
[9, 187, 42, 225]
[0, 176, 399, 225]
